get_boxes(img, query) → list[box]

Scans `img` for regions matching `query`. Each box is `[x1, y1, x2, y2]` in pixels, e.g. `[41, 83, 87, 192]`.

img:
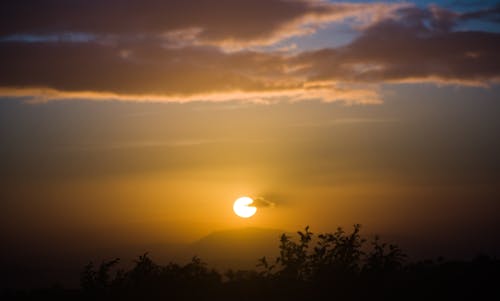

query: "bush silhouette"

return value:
[75, 225, 499, 300]
[3, 225, 499, 300]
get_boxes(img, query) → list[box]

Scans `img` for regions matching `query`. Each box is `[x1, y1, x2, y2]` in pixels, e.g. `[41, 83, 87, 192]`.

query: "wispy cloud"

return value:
[253, 197, 276, 208]
[0, 85, 382, 105]
[288, 118, 399, 128]
[54, 139, 221, 152]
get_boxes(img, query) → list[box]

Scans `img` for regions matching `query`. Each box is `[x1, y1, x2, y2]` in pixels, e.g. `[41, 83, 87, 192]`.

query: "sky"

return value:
[1, 0, 500, 280]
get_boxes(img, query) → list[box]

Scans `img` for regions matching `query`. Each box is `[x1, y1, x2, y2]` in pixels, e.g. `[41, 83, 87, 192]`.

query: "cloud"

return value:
[253, 197, 276, 208]
[0, 85, 382, 106]
[0, 2, 499, 104]
[0, 41, 382, 104]
[0, 42, 286, 95]
[0, 0, 405, 49]
[294, 5, 500, 86]
[460, 4, 500, 23]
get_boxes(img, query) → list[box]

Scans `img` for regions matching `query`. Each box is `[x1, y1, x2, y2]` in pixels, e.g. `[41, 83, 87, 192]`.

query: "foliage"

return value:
[71, 226, 498, 300]
[80, 258, 120, 293]
[257, 224, 403, 282]
[4, 225, 499, 300]
[364, 236, 406, 273]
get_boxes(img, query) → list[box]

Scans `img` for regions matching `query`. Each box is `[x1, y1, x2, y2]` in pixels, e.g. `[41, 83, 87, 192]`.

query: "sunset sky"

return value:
[1, 0, 500, 274]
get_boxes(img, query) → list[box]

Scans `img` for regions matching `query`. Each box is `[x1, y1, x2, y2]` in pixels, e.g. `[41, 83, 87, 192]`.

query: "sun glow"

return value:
[233, 196, 257, 218]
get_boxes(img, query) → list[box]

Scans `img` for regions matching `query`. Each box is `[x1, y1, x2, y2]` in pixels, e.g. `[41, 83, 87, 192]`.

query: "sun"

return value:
[233, 196, 257, 218]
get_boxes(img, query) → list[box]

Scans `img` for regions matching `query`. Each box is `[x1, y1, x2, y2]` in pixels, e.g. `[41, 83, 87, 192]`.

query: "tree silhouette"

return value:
[80, 258, 120, 295]
[364, 236, 406, 273]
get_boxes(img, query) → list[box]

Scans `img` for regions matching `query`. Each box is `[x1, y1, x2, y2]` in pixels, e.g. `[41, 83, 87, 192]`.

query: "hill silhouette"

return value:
[189, 227, 283, 270]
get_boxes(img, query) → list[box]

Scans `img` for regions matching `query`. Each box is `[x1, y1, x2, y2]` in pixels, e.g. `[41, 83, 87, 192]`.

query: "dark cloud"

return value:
[460, 4, 500, 23]
[295, 5, 500, 85]
[0, 3, 499, 103]
[0, 39, 381, 104]
[0, 0, 393, 48]
[0, 0, 310, 37]
[0, 41, 290, 95]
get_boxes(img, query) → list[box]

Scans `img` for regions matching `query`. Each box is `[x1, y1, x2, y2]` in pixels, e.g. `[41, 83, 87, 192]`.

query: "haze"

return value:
[1, 0, 500, 288]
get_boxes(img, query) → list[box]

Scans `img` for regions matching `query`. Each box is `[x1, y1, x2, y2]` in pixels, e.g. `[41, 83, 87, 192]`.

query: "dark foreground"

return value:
[3, 226, 499, 300]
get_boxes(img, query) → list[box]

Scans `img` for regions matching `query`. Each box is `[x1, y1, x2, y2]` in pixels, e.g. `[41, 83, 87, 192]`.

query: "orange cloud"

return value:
[0, 84, 382, 106]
